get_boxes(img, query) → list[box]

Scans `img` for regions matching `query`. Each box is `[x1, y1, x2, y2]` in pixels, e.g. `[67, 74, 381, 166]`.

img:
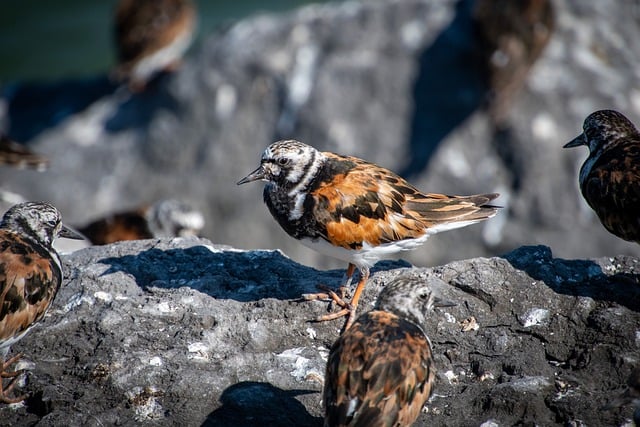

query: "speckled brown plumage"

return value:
[238, 140, 498, 330]
[564, 110, 640, 243]
[323, 276, 441, 426]
[0, 202, 82, 403]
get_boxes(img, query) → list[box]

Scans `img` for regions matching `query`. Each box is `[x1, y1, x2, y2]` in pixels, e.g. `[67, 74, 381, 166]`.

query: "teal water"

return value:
[0, 0, 331, 81]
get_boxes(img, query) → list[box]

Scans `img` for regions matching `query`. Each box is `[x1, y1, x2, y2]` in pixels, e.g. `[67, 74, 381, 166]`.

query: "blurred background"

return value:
[0, 1, 332, 81]
[0, 0, 638, 271]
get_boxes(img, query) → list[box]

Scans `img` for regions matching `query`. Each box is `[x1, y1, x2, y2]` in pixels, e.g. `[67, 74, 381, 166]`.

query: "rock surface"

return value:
[1, 0, 639, 274]
[0, 239, 638, 426]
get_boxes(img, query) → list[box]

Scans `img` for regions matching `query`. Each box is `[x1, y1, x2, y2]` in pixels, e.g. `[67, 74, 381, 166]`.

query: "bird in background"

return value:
[323, 275, 453, 427]
[112, 0, 197, 91]
[564, 110, 640, 243]
[0, 202, 83, 403]
[238, 140, 498, 330]
[473, 0, 555, 129]
[78, 199, 204, 245]
[473, 0, 555, 192]
[0, 135, 49, 171]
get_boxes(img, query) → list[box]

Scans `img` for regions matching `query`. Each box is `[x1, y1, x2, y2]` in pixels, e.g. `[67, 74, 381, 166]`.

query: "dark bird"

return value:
[0, 135, 49, 171]
[564, 110, 640, 243]
[323, 275, 450, 426]
[473, 0, 555, 129]
[78, 199, 204, 245]
[0, 202, 83, 403]
[238, 140, 498, 329]
[113, 0, 197, 91]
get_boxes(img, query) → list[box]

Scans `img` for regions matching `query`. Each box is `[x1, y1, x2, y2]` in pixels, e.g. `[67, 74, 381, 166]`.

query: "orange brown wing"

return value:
[311, 153, 498, 249]
[0, 231, 60, 343]
[323, 310, 435, 427]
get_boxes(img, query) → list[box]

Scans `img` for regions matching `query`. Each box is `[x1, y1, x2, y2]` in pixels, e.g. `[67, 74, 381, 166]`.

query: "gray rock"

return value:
[1, 0, 639, 275]
[0, 239, 638, 426]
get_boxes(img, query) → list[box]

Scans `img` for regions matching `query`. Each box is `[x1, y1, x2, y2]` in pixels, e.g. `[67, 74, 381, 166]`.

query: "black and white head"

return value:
[237, 140, 325, 190]
[146, 199, 205, 238]
[0, 202, 83, 249]
[564, 110, 639, 154]
[375, 275, 449, 328]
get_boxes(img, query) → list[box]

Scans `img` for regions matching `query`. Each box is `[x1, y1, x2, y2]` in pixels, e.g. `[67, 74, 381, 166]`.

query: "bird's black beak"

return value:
[59, 224, 85, 240]
[563, 133, 586, 148]
[237, 165, 266, 185]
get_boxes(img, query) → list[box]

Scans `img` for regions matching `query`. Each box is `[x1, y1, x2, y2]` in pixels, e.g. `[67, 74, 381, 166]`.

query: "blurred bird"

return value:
[0, 202, 83, 403]
[0, 135, 49, 171]
[473, 0, 555, 129]
[323, 275, 451, 426]
[78, 199, 204, 245]
[112, 0, 197, 91]
[564, 110, 640, 243]
[238, 140, 498, 330]
[473, 0, 555, 191]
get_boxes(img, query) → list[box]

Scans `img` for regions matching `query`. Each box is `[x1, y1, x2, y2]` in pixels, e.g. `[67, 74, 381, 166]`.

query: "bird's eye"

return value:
[277, 157, 289, 166]
[418, 291, 430, 300]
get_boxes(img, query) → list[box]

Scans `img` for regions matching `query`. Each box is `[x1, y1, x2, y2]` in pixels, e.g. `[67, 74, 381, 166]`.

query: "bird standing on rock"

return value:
[238, 140, 499, 330]
[0, 202, 83, 403]
[323, 275, 451, 426]
[564, 110, 640, 243]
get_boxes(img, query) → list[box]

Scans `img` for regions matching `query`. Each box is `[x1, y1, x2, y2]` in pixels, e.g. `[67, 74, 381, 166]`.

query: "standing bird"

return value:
[0, 202, 83, 403]
[473, 0, 555, 129]
[0, 135, 49, 171]
[564, 110, 640, 243]
[112, 0, 197, 91]
[78, 199, 204, 245]
[323, 275, 449, 426]
[238, 140, 498, 329]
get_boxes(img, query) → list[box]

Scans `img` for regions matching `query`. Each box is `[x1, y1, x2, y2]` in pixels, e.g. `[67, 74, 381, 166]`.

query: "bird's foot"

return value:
[302, 284, 357, 332]
[0, 354, 27, 404]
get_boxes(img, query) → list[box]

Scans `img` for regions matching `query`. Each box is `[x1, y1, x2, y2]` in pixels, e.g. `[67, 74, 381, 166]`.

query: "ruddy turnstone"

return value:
[78, 199, 204, 245]
[564, 110, 640, 243]
[0, 202, 83, 403]
[473, 0, 555, 128]
[238, 140, 498, 329]
[112, 0, 197, 91]
[323, 275, 450, 426]
[0, 135, 49, 171]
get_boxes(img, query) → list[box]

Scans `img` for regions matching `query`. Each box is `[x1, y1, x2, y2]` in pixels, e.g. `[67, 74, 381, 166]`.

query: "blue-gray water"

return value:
[0, 0, 331, 81]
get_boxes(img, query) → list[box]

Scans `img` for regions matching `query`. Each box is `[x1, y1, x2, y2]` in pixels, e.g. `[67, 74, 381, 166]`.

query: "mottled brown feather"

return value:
[324, 311, 434, 427]
[0, 231, 60, 342]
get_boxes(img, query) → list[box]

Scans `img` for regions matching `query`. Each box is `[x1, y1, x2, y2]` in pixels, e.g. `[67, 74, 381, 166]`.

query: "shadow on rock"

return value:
[202, 381, 322, 427]
[503, 245, 640, 312]
[2, 75, 118, 142]
[98, 246, 412, 302]
[98, 245, 340, 301]
[104, 71, 182, 133]
[400, 0, 486, 179]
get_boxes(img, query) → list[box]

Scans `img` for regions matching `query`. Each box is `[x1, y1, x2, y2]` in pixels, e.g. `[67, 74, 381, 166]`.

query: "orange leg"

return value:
[0, 353, 27, 404]
[303, 264, 370, 332]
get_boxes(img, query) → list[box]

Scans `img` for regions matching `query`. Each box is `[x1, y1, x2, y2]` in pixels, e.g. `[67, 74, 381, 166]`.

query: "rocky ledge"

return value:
[0, 238, 638, 426]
